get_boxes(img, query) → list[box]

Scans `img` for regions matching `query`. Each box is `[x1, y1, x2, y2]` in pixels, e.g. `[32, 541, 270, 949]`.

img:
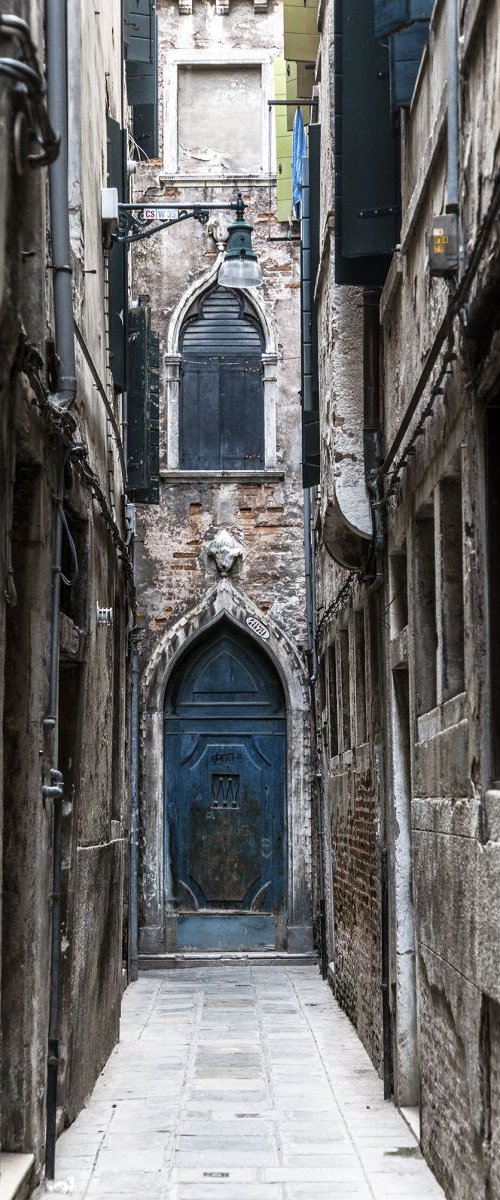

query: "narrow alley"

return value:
[40, 966, 444, 1200]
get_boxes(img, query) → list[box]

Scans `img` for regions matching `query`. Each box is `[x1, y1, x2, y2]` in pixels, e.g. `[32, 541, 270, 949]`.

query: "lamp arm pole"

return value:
[114, 195, 245, 246]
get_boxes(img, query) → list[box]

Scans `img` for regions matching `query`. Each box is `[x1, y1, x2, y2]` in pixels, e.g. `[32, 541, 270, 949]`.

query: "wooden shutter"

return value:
[126, 3, 158, 157]
[106, 118, 128, 393]
[179, 288, 264, 471]
[180, 361, 221, 470]
[220, 360, 264, 470]
[274, 60, 293, 222]
[127, 306, 160, 502]
[284, 0, 320, 64]
[335, 0, 399, 285]
[126, 0, 155, 63]
[374, 0, 433, 37]
[389, 22, 429, 109]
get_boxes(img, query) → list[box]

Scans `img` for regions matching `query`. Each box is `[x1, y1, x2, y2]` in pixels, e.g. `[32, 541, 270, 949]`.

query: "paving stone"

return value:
[39, 965, 445, 1200]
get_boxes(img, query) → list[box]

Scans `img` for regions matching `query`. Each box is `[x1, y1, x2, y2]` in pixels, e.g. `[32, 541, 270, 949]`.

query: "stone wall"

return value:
[0, 0, 131, 1176]
[132, 0, 312, 953]
[315, 0, 500, 1192]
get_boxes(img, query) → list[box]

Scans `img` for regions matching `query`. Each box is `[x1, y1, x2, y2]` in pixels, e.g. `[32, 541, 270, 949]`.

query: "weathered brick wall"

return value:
[331, 761, 382, 1072]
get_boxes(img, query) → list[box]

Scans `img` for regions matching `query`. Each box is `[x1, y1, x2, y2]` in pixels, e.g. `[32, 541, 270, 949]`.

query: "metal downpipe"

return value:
[447, 0, 459, 214]
[43, 454, 65, 1180]
[129, 638, 140, 983]
[46, 0, 77, 409]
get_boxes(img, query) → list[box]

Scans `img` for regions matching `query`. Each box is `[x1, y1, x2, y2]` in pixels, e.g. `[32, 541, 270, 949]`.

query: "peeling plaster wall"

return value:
[132, 0, 312, 952]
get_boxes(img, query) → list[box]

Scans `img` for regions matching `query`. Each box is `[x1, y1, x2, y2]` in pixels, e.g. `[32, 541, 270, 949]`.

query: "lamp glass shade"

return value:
[218, 256, 263, 289]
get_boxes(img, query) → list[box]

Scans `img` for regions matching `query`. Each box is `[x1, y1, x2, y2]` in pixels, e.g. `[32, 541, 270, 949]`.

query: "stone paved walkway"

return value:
[38, 965, 445, 1199]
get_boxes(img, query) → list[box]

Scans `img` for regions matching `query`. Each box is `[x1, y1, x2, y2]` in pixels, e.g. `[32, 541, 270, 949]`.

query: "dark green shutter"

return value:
[335, 0, 398, 285]
[125, 3, 158, 157]
[390, 22, 429, 109]
[301, 130, 321, 488]
[106, 117, 128, 393]
[126, 0, 155, 62]
[374, 0, 433, 37]
[127, 305, 160, 503]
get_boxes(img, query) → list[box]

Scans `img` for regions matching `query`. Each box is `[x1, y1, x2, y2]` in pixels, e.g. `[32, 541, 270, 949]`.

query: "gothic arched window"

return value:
[179, 286, 265, 470]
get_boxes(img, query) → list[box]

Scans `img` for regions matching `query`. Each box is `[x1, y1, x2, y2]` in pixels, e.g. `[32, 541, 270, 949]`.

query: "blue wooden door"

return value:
[164, 624, 286, 950]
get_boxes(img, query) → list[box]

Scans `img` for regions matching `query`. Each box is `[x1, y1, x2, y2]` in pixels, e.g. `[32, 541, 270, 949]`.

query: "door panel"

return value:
[164, 624, 286, 948]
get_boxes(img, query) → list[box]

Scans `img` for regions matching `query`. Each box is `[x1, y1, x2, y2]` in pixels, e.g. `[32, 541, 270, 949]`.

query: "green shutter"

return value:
[126, 0, 156, 63]
[274, 60, 293, 223]
[126, 12, 158, 157]
[106, 117, 128, 393]
[335, 0, 398, 285]
[284, 0, 320, 64]
[374, 0, 433, 37]
[285, 61, 310, 131]
[127, 306, 160, 503]
[390, 22, 429, 109]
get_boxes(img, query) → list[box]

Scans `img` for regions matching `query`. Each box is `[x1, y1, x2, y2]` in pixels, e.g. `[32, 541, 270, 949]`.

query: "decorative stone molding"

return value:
[139, 580, 312, 954]
[207, 529, 244, 575]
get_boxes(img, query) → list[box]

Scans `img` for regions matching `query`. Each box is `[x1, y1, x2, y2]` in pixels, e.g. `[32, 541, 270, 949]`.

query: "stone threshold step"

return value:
[139, 951, 319, 969]
[0, 1154, 34, 1200]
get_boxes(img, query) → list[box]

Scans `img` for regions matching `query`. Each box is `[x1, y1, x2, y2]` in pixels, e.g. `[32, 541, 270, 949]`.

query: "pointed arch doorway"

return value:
[164, 620, 286, 951]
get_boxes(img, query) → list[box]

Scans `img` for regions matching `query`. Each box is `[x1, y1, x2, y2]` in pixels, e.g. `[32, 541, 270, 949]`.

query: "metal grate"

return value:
[210, 773, 240, 809]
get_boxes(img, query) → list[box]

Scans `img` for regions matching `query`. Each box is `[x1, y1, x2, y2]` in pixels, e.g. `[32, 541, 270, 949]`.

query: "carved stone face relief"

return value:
[207, 529, 244, 576]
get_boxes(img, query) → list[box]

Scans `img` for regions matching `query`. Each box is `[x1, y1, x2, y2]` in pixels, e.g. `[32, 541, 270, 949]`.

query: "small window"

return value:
[355, 610, 367, 746]
[180, 287, 265, 471]
[328, 643, 339, 757]
[415, 503, 437, 716]
[440, 474, 464, 701]
[339, 628, 351, 751]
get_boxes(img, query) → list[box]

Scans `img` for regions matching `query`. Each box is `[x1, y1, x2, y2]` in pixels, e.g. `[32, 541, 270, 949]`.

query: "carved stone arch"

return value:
[164, 261, 278, 471]
[139, 580, 312, 956]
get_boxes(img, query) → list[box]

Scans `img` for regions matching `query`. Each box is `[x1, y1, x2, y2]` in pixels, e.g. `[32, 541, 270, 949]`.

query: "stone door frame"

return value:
[139, 579, 313, 954]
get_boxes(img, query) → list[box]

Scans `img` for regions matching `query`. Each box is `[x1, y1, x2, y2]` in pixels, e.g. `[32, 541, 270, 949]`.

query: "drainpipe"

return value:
[42, 452, 65, 1182]
[43, 445, 84, 1179]
[129, 630, 141, 983]
[46, 0, 77, 410]
[363, 289, 392, 1096]
[447, 0, 459, 214]
[304, 489, 328, 977]
[363, 289, 384, 592]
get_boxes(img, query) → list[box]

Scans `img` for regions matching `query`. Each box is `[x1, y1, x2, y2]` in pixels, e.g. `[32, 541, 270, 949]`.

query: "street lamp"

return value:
[218, 194, 263, 289]
[102, 189, 262, 288]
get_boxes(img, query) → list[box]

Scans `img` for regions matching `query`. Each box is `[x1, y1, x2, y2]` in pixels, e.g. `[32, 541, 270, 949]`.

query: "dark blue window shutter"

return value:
[335, 0, 399, 285]
[106, 117, 128, 393]
[127, 305, 160, 502]
[126, 4, 158, 157]
[220, 360, 264, 470]
[390, 22, 429, 109]
[302, 123, 321, 487]
[374, 0, 433, 37]
[303, 412, 320, 488]
[126, 0, 155, 62]
[179, 288, 265, 472]
[180, 361, 220, 470]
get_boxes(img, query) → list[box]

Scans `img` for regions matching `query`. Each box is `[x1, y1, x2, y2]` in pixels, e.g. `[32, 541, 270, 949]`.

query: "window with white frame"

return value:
[164, 51, 274, 177]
